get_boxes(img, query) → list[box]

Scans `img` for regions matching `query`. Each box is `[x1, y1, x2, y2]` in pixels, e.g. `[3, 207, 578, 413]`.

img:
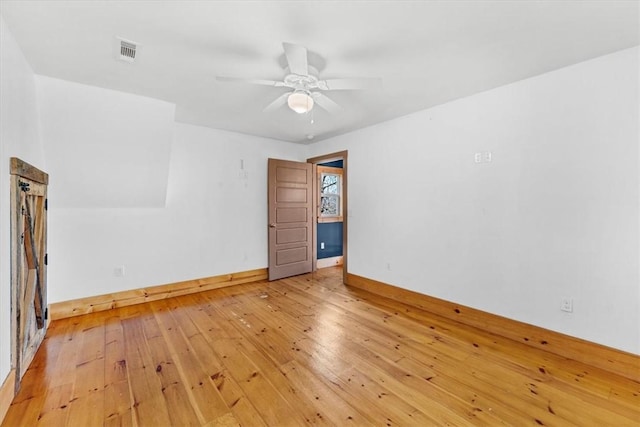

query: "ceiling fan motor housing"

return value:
[284, 66, 321, 91]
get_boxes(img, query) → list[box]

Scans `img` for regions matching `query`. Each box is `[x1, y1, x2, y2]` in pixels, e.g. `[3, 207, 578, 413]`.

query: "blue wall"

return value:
[318, 222, 343, 259]
[317, 160, 343, 259]
[320, 160, 343, 168]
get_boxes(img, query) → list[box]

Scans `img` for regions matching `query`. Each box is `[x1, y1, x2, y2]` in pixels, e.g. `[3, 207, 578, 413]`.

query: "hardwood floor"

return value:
[3, 267, 639, 426]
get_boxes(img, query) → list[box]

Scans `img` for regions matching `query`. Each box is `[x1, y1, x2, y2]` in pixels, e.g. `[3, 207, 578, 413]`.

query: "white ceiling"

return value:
[1, 1, 638, 144]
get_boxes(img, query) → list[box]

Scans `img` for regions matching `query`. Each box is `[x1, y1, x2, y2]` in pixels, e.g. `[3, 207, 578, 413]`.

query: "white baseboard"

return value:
[317, 256, 343, 269]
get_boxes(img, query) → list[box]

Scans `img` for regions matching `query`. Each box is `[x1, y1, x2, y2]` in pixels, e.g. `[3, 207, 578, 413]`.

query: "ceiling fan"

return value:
[216, 42, 381, 115]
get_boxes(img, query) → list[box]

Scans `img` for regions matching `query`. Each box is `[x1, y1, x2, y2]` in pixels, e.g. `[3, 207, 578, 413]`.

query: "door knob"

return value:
[269, 223, 276, 228]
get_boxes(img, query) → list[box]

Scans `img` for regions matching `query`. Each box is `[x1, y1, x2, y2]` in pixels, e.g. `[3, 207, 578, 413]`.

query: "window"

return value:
[318, 166, 343, 223]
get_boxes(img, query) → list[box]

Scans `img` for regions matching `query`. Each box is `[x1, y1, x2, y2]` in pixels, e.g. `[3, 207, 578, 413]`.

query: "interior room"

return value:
[0, 1, 638, 425]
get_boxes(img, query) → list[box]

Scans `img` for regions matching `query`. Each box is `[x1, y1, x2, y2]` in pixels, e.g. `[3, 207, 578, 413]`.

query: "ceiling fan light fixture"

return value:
[287, 91, 314, 114]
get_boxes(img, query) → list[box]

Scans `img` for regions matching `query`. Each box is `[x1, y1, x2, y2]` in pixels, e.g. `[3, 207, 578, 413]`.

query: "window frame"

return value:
[317, 165, 343, 223]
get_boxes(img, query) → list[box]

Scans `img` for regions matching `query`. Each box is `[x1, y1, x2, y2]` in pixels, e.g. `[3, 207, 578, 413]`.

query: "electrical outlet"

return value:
[114, 266, 125, 277]
[475, 151, 493, 163]
[560, 297, 573, 313]
[320, 242, 325, 250]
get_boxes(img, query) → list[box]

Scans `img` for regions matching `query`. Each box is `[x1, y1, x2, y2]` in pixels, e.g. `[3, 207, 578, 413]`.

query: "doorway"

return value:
[315, 161, 343, 269]
[307, 151, 348, 282]
[267, 151, 348, 283]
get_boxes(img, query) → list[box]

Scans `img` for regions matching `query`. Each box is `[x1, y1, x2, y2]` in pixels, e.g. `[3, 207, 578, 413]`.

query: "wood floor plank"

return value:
[212, 285, 457, 425]
[278, 360, 374, 426]
[4, 315, 82, 426]
[66, 315, 106, 427]
[3, 267, 639, 426]
[120, 313, 173, 426]
[149, 299, 230, 425]
[224, 281, 497, 426]
[103, 314, 134, 427]
[34, 383, 73, 426]
[140, 304, 202, 426]
[46, 316, 86, 390]
[260, 280, 510, 424]
[1, 364, 48, 426]
[336, 365, 449, 426]
[178, 294, 268, 427]
[193, 294, 329, 425]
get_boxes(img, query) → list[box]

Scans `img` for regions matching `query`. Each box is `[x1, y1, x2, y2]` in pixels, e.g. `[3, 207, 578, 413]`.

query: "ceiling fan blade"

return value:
[216, 76, 285, 87]
[283, 42, 308, 76]
[312, 93, 342, 114]
[318, 77, 382, 91]
[263, 92, 290, 112]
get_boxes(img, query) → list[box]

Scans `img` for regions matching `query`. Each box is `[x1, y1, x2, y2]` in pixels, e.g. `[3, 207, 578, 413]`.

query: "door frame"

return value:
[307, 150, 348, 283]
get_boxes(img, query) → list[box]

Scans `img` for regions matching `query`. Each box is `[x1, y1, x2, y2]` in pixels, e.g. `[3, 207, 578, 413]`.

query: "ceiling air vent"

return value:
[115, 37, 140, 63]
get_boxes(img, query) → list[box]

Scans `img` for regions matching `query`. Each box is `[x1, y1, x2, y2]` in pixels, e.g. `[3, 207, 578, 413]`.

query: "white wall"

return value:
[38, 76, 174, 208]
[44, 114, 306, 301]
[309, 46, 639, 354]
[0, 16, 46, 382]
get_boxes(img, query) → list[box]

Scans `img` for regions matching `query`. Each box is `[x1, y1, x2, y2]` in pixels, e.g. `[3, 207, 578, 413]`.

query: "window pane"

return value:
[321, 174, 339, 194]
[320, 195, 339, 216]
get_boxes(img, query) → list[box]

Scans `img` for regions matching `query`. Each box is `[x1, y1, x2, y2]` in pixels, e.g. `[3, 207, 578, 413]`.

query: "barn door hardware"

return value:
[18, 181, 30, 192]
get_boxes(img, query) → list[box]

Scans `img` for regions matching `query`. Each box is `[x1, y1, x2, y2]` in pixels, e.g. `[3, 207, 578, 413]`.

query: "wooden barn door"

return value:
[10, 158, 48, 390]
